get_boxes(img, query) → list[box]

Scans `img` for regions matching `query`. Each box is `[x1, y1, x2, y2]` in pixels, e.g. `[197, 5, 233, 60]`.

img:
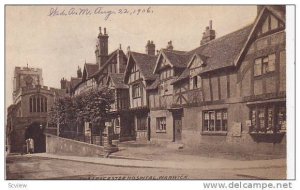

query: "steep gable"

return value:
[124, 52, 157, 83]
[82, 63, 98, 81]
[153, 50, 191, 73]
[234, 6, 285, 67]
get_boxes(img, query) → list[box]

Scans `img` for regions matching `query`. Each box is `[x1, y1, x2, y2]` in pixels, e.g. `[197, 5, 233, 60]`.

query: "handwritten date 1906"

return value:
[48, 6, 154, 21]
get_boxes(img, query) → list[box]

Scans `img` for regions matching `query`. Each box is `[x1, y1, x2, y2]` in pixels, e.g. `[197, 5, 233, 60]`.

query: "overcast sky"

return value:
[5, 5, 257, 108]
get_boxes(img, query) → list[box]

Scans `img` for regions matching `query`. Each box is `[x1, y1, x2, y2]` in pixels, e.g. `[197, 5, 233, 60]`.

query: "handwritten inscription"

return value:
[48, 7, 154, 20]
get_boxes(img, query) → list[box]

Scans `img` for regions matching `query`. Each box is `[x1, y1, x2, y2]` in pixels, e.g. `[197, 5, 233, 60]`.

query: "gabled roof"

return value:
[171, 6, 285, 84]
[187, 24, 253, 73]
[163, 50, 192, 68]
[107, 73, 128, 89]
[186, 53, 208, 68]
[153, 50, 191, 73]
[234, 6, 285, 67]
[125, 51, 158, 81]
[83, 63, 98, 80]
[92, 49, 120, 78]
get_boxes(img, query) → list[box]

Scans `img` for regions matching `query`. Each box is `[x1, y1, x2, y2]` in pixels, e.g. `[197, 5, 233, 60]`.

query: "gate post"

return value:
[103, 121, 118, 157]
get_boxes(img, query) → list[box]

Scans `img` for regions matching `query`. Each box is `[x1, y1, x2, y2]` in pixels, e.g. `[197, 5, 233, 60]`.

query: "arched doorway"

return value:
[25, 122, 46, 153]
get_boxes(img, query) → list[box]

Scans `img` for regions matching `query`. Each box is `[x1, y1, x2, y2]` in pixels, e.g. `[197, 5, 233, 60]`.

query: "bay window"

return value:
[250, 104, 286, 133]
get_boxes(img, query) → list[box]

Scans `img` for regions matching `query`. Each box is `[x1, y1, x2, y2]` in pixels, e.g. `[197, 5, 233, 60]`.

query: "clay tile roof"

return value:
[163, 50, 192, 68]
[170, 24, 254, 84]
[109, 73, 128, 89]
[187, 24, 254, 73]
[146, 78, 160, 90]
[130, 51, 158, 80]
[171, 68, 190, 85]
[84, 63, 98, 78]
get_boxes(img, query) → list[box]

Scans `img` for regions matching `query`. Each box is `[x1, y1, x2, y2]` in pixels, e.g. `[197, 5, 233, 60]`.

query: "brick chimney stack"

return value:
[145, 40, 155, 56]
[200, 20, 216, 45]
[96, 26, 109, 68]
[166, 41, 174, 50]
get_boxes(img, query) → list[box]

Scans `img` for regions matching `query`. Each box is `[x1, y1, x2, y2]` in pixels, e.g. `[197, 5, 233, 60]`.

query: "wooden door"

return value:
[173, 116, 182, 142]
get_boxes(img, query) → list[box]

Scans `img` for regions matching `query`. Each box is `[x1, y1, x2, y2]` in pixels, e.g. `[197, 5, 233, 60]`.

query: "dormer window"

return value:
[188, 54, 206, 86]
[132, 83, 141, 98]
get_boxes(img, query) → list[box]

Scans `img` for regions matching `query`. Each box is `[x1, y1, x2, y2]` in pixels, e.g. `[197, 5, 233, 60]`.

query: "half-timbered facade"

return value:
[146, 5, 286, 152]
[149, 49, 191, 142]
[124, 50, 158, 141]
[62, 27, 129, 144]
[106, 73, 133, 141]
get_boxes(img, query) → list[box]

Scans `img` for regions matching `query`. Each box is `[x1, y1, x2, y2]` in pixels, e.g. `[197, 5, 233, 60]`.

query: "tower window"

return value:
[29, 95, 48, 113]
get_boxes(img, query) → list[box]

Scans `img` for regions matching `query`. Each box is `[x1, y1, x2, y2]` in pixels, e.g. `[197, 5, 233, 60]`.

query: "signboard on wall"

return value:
[232, 122, 242, 137]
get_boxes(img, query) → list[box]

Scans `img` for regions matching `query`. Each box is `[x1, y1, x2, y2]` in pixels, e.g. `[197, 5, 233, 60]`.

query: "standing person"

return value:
[28, 138, 34, 154]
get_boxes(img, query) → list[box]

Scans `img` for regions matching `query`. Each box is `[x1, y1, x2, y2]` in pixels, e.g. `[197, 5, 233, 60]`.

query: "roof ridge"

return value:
[187, 23, 254, 53]
[131, 51, 157, 57]
[162, 49, 187, 55]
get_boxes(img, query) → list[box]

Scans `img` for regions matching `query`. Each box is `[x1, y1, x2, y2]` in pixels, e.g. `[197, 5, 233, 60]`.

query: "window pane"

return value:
[267, 107, 273, 132]
[45, 99, 47, 112]
[251, 109, 256, 132]
[33, 97, 36, 112]
[262, 62, 268, 74]
[29, 98, 32, 112]
[215, 111, 221, 131]
[193, 76, 198, 89]
[41, 98, 44, 112]
[258, 108, 265, 131]
[156, 117, 166, 132]
[222, 110, 228, 131]
[209, 112, 215, 131]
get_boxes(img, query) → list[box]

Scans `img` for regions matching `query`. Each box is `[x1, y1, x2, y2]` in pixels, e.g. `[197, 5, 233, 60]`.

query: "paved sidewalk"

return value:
[29, 153, 286, 170]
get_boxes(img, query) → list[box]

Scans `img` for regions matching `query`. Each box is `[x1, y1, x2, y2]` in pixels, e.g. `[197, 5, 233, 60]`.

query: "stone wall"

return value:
[46, 134, 105, 157]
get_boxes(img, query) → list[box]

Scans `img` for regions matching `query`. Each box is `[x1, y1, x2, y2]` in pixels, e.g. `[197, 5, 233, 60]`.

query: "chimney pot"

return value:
[146, 40, 155, 55]
[99, 27, 102, 34]
[209, 20, 212, 29]
[104, 27, 107, 35]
